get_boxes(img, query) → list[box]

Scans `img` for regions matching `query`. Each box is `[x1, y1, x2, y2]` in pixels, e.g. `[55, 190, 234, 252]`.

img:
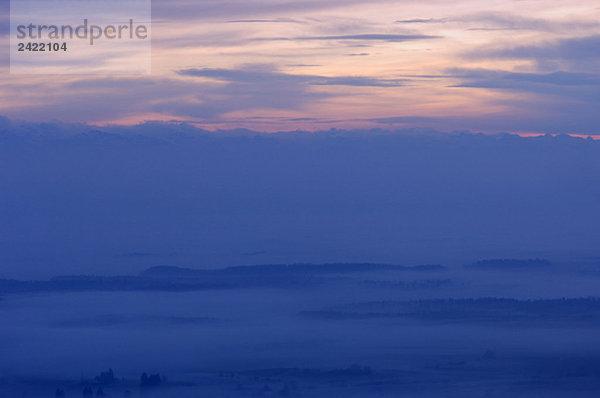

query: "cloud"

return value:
[396, 18, 448, 24]
[253, 33, 442, 42]
[448, 69, 600, 88]
[0, 63, 409, 125]
[225, 18, 303, 23]
[179, 66, 406, 87]
[151, 0, 435, 21]
[0, 0, 7, 32]
[436, 67, 600, 133]
[313, 76, 403, 87]
[397, 12, 598, 32]
[464, 35, 600, 70]
[369, 116, 440, 124]
[445, 68, 600, 109]
[0, 74, 277, 123]
[466, 27, 519, 31]
[456, 12, 562, 31]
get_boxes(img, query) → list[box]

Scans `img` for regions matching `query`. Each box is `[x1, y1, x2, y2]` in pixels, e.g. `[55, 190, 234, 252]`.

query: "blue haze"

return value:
[1, 120, 600, 397]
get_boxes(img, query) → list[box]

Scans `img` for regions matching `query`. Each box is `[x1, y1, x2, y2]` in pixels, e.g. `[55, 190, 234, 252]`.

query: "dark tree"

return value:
[140, 372, 162, 387]
[94, 369, 116, 385]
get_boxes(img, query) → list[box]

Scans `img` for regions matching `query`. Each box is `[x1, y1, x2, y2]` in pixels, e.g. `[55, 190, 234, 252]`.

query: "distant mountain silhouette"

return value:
[301, 297, 600, 325]
[468, 258, 551, 269]
[0, 263, 446, 294]
[141, 263, 446, 277]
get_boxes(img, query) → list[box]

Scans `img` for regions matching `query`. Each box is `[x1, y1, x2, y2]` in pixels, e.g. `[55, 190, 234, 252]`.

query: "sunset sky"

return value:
[1, 0, 599, 133]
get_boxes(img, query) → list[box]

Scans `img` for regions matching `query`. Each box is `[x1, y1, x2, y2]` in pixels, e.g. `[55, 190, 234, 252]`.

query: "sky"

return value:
[0, 0, 599, 133]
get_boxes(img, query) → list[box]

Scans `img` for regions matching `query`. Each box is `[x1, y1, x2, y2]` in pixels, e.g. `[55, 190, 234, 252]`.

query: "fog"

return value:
[1, 124, 600, 396]
[2, 262, 600, 397]
[1, 125, 599, 279]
